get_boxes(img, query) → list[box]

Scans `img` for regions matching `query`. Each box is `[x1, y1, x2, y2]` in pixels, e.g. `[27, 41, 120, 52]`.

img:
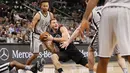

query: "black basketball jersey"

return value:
[50, 25, 65, 51]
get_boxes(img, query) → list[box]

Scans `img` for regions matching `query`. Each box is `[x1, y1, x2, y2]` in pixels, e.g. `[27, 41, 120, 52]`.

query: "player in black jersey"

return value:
[40, 18, 96, 73]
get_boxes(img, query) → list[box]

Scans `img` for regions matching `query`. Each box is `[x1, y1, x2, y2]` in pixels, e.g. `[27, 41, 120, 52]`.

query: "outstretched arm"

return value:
[61, 0, 99, 48]
[82, 0, 99, 20]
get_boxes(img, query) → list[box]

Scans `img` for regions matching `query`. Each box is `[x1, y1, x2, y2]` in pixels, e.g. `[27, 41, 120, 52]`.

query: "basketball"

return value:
[39, 32, 50, 42]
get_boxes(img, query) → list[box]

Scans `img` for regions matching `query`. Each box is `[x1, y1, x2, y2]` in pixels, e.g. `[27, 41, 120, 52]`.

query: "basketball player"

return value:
[0, 58, 44, 73]
[62, 0, 130, 73]
[61, 4, 128, 73]
[26, 0, 54, 71]
[88, 5, 128, 73]
[40, 18, 93, 73]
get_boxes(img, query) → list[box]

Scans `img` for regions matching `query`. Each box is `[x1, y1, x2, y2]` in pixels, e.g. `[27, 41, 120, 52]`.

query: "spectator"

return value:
[6, 34, 14, 43]
[9, 24, 15, 34]
[16, 32, 23, 43]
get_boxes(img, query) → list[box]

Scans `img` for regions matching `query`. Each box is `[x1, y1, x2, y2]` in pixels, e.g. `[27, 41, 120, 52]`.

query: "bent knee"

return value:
[10, 60, 17, 67]
[51, 54, 59, 60]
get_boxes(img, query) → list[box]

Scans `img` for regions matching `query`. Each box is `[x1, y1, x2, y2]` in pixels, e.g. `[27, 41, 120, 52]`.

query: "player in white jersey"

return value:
[27, 0, 54, 72]
[88, 4, 129, 73]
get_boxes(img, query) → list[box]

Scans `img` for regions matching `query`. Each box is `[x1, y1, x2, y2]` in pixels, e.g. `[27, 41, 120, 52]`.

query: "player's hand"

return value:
[28, 24, 33, 32]
[47, 35, 54, 41]
[80, 19, 89, 34]
[61, 41, 70, 49]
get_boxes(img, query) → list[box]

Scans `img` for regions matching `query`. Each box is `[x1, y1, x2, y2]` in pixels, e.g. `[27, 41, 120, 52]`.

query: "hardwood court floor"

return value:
[24, 62, 130, 73]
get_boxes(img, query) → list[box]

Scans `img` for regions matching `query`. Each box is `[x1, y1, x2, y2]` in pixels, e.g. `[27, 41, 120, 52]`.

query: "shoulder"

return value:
[59, 25, 67, 32]
[94, 6, 103, 11]
[49, 12, 54, 19]
[33, 12, 40, 19]
[49, 12, 53, 15]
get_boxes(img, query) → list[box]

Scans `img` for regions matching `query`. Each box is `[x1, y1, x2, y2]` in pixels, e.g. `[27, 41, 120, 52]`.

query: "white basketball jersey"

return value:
[91, 6, 103, 30]
[89, 6, 103, 36]
[104, 0, 130, 9]
[34, 11, 51, 34]
[105, 0, 130, 3]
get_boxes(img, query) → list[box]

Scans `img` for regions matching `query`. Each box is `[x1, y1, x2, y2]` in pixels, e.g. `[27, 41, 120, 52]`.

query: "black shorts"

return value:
[56, 43, 88, 66]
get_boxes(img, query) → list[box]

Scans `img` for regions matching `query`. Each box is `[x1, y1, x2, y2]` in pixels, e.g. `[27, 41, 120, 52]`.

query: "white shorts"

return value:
[99, 6, 130, 57]
[0, 62, 10, 73]
[30, 32, 47, 53]
[91, 6, 102, 30]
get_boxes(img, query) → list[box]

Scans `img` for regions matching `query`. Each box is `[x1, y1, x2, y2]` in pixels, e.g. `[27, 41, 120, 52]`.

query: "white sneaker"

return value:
[18, 69, 26, 73]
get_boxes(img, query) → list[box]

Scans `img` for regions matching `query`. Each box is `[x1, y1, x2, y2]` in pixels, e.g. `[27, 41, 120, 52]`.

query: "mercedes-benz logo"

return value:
[0, 48, 9, 61]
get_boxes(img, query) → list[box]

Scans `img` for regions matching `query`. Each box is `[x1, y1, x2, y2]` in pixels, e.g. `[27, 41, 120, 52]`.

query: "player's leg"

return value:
[116, 54, 128, 73]
[9, 59, 44, 73]
[26, 53, 39, 65]
[96, 57, 110, 73]
[88, 35, 98, 73]
[66, 45, 92, 70]
[113, 46, 128, 73]
[10, 60, 31, 70]
[114, 7, 130, 64]
[76, 49, 97, 71]
[51, 53, 64, 73]
[43, 40, 58, 53]
[128, 56, 130, 63]
[26, 37, 40, 65]
[88, 47, 95, 73]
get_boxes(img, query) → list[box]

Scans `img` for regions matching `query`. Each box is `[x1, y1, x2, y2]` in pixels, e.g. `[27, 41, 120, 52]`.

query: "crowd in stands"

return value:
[0, 16, 30, 43]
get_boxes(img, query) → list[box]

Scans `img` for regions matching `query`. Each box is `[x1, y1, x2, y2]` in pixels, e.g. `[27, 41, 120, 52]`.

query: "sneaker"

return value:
[37, 58, 45, 72]
[30, 62, 38, 73]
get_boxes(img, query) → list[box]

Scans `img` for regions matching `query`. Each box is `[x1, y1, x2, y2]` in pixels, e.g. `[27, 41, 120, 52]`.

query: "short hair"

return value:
[39, 0, 49, 6]
[50, 18, 57, 23]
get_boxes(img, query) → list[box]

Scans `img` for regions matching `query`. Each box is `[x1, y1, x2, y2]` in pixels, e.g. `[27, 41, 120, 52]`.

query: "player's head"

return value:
[40, 0, 49, 12]
[50, 18, 59, 30]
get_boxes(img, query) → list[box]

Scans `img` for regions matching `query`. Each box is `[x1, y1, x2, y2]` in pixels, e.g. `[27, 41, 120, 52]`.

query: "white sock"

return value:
[123, 68, 128, 73]
[18, 69, 26, 73]
[89, 70, 94, 73]
[25, 66, 31, 70]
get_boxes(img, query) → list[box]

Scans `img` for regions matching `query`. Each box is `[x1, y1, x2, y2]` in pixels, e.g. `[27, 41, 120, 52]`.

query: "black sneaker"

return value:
[37, 58, 45, 72]
[31, 62, 38, 73]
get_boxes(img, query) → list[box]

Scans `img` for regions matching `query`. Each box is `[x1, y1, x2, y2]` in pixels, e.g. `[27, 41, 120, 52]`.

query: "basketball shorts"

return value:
[56, 43, 88, 66]
[99, 6, 130, 57]
[30, 32, 47, 53]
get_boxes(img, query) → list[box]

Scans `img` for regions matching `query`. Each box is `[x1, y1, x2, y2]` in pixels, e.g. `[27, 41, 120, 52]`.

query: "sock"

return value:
[123, 68, 128, 73]
[89, 70, 94, 73]
[25, 66, 31, 70]
[18, 69, 26, 73]
[57, 68, 63, 73]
